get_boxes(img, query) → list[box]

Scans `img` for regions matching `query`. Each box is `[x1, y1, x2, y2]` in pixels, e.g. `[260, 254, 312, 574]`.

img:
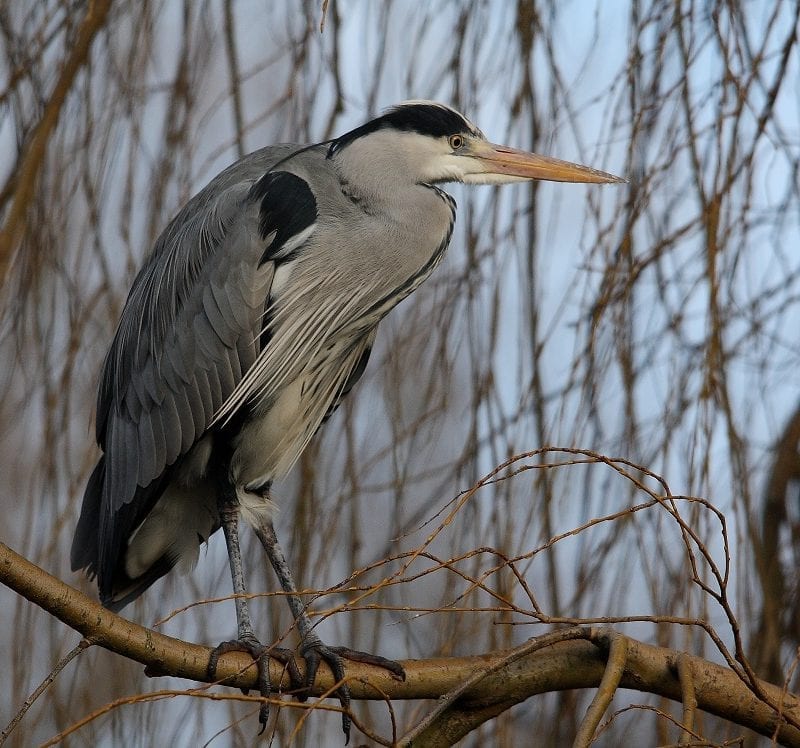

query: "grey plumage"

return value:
[71, 101, 623, 733]
[73, 124, 459, 606]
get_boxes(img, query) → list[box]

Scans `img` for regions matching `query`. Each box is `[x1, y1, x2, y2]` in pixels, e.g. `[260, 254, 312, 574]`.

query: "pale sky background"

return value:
[1, 2, 799, 745]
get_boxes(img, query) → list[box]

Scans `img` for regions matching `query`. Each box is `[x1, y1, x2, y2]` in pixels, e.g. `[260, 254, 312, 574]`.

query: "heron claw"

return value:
[300, 641, 406, 743]
[207, 636, 302, 734]
[207, 635, 404, 742]
[325, 646, 406, 681]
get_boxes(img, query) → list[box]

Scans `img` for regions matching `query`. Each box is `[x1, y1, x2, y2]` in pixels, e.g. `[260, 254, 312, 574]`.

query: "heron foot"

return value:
[300, 640, 406, 743]
[207, 635, 303, 734]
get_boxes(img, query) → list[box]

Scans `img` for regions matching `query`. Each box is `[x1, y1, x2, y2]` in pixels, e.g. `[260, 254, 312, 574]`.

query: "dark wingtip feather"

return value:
[71, 458, 105, 573]
[100, 555, 176, 613]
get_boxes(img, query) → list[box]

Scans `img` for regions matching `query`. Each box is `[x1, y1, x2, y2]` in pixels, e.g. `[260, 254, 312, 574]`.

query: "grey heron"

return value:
[71, 101, 623, 738]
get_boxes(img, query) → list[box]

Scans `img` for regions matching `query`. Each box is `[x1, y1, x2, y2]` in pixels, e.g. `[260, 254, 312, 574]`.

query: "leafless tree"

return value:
[1, 1, 799, 745]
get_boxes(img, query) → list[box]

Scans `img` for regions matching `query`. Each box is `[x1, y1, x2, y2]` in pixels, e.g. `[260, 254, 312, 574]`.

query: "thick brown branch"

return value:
[3, 542, 800, 746]
[677, 653, 699, 744]
[574, 631, 628, 747]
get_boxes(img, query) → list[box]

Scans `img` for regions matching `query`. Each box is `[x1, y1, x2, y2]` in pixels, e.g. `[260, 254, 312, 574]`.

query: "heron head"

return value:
[328, 101, 625, 187]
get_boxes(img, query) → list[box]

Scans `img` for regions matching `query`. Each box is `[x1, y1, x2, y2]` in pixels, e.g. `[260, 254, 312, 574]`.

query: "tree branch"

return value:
[574, 631, 628, 747]
[0, 0, 112, 287]
[3, 542, 800, 746]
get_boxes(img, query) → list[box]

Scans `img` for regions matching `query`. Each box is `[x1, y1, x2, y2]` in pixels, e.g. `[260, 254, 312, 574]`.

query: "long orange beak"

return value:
[467, 140, 625, 184]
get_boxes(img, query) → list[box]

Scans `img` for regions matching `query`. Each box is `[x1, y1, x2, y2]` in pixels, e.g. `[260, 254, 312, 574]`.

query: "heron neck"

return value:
[330, 142, 455, 263]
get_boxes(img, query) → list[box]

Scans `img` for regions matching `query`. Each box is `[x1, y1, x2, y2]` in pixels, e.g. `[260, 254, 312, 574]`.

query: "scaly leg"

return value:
[253, 518, 405, 741]
[207, 491, 300, 732]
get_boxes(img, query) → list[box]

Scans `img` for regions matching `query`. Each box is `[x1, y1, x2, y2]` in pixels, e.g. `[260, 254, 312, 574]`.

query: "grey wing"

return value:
[72, 166, 319, 602]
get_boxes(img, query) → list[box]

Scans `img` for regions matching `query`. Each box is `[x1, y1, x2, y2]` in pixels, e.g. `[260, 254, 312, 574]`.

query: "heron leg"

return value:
[220, 500, 257, 641]
[207, 493, 301, 733]
[252, 518, 405, 741]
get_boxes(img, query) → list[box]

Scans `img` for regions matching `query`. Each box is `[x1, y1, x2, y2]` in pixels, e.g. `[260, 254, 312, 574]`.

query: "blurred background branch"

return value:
[1, 1, 799, 745]
[0, 0, 110, 286]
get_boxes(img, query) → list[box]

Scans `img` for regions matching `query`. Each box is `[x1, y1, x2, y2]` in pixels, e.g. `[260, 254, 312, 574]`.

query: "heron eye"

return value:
[449, 134, 464, 150]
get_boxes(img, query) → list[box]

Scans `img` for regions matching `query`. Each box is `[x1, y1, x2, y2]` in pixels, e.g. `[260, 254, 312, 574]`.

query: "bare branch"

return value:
[574, 631, 628, 747]
[0, 0, 111, 288]
[4, 543, 799, 745]
[677, 654, 699, 745]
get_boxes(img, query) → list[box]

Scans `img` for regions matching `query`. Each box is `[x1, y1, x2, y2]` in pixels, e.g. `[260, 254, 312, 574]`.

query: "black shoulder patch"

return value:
[328, 103, 477, 156]
[249, 171, 317, 264]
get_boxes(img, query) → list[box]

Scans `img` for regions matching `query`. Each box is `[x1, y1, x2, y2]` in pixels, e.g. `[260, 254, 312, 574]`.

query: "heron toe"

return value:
[300, 639, 406, 742]
[207, 635, 303, 733]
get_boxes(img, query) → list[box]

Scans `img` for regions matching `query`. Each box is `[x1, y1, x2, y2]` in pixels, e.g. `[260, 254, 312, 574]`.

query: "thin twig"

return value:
[0, 639, 91, 745]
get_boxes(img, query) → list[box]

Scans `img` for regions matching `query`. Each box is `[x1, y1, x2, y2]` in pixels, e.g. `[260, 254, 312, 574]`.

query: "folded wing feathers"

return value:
[212, 267, 383, 436]
[98, 193, 258, 511]
[98, 174, 371, 547]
